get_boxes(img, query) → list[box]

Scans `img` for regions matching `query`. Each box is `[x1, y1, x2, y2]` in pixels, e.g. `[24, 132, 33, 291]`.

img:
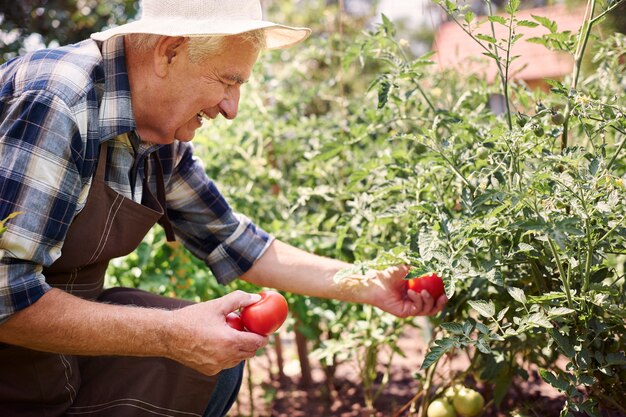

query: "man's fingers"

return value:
[217, 290, 262, 314]
[233, 330, 269, 351]
[407, 289, 446, 316]
[406, 289, 423, 312]
[433, 294, 449, 313]
[387, 264, 411, 280]
[420, 290, 435, 313]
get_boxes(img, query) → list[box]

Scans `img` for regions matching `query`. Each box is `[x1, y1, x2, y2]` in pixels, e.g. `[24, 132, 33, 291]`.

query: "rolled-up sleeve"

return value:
[163, 142, 273, 284]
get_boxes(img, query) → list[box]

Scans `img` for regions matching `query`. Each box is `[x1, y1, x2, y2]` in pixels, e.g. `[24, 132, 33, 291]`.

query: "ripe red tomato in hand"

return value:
[406, 273, 445, 299]
[226, 312, 245, 331]
[240, 290, 288, 336]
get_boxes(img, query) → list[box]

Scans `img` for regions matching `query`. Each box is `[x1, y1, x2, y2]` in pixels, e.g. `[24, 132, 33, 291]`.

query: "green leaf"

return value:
[510, 33, 524, 45]
[476, 34, 498, 44]
[506, 0, 520, 14]
[476, 338, 491, 353]
[421, 338, 456, 369]
[488, 15, 507, 25]
[475, 322, 491, 335]
[445, 0, 457, 12]
[496, 306, 510, 321]
[485, 268, 503, 286]
[441, 322, 465, 335]
[517, 19, 539, 28]
[531, 15, 558, 33]
[578, 375, 596, 386]
[539, 368, 570, 391]
[508, 287, 527, 304]
[527, 312, 553, 328]
[463, 320, 474, 336]
[549, 329, 576, 358]
[589, 157, 600, 176]
[526, 36, 548, 46]
[468, 300, 496, 318]
[606, 352, 626, 366]
[380, 13, 396, 36]
[482, 51, 500, 61]
[517, 242, 535, 252]
[378, 78, 391, 109]
[547, 307, 575, 317]
[465, 11, 475, 23]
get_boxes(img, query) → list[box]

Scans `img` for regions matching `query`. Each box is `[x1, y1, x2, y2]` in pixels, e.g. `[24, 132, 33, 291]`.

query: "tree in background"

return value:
[0, 0, 138, 63]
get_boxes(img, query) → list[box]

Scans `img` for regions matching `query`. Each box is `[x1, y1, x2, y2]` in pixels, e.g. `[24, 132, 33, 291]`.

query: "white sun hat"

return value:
[90, 0, 311, 50]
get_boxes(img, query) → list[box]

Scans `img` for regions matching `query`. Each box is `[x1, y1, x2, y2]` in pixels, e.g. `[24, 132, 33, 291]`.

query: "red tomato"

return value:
[240, 290, 289, 336]
[406, 273, 445, 299]
[226, 312, 245, 331]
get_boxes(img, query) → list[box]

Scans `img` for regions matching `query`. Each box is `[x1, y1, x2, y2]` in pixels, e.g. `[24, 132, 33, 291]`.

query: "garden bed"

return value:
[230, 325, 586, 417]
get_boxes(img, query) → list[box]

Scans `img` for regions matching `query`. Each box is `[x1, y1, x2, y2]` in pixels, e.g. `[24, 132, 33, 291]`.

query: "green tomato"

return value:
[515, 113, 528, 128]
[452, 388, 485, 417]
[427, 399, 457, 417]
[550, 112, 565, 125]
[443, 384, 464, 401]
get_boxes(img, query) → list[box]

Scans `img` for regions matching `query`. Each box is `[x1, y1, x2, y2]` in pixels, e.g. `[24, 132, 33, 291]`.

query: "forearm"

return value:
[241, 239, 370, 303]
[0, 288, 171, 358]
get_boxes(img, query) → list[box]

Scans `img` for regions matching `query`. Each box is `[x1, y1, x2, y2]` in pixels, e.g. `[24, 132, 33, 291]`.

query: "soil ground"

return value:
[228, 322, 623, 417]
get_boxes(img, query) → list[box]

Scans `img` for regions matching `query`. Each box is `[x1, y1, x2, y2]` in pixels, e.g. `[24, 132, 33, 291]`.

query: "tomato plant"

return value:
[240, 290, 289, 336]
[406, 272, 445, 299]
[105, 0, 625, 414]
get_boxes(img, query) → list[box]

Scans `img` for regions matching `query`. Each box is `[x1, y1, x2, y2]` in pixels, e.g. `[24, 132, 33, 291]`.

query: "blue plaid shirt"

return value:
[0, 37, 273, 323]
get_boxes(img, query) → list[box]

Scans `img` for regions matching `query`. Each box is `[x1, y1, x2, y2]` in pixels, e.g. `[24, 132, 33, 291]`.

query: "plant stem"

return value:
[582, 219, 593, 293]
[417, 84, 437, 114]
[597, 214, 625, 245]
[607, 133, 626, 171]
[392, 390, 424, 417]
[372, 345, 396, 405]
[419, 358, 440, 417]
[441, 2, 512, 129]
[486, 0, 513, 130]
[547, 236, 573, 309]
[436, 151, 477, 194]
[562, 0, 597, 149]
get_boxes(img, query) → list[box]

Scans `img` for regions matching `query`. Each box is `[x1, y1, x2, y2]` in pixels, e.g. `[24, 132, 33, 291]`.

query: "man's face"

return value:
[139, 36, 259, 144]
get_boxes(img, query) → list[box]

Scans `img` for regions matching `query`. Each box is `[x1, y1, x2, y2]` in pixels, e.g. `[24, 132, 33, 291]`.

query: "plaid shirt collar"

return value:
[98, 36, 137, 145]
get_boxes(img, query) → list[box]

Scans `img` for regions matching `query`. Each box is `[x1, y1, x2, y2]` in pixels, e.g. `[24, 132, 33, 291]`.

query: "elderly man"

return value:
[0, 0, 447, 416]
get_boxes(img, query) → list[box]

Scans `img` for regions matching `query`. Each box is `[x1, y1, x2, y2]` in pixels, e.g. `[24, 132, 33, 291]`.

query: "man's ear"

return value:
[153, 36, 187, 77]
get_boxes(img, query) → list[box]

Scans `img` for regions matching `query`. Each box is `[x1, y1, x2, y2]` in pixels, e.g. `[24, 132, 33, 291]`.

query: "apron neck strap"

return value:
[96, 142, 109, 181]
[144, 151, 176, 242]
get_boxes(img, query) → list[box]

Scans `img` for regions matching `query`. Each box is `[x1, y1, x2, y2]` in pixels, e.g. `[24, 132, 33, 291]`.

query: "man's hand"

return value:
[164, 290, 269, 375]
[362, 265, 448, 318]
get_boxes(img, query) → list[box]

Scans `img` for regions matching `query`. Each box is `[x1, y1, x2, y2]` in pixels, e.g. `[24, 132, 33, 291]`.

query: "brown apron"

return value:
[0, 142, 217, 417]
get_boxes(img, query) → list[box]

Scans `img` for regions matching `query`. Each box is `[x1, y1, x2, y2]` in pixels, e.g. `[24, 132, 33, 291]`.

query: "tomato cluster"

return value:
[427, 385, 485, 417]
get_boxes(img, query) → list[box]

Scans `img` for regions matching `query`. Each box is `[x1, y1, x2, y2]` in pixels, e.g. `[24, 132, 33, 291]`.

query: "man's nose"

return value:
[219, 87, 241, 120]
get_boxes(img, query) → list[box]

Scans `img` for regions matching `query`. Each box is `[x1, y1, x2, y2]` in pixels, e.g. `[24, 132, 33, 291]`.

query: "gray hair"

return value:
[125, 31, 266, 63]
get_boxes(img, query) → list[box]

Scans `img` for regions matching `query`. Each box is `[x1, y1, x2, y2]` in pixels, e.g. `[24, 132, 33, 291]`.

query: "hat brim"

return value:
[90, 18, 311, 50]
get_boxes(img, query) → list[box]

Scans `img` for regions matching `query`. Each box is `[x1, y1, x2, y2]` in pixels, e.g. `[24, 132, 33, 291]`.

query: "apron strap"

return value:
[96, 142, 108, 181]
[146, 151, 176, 242]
